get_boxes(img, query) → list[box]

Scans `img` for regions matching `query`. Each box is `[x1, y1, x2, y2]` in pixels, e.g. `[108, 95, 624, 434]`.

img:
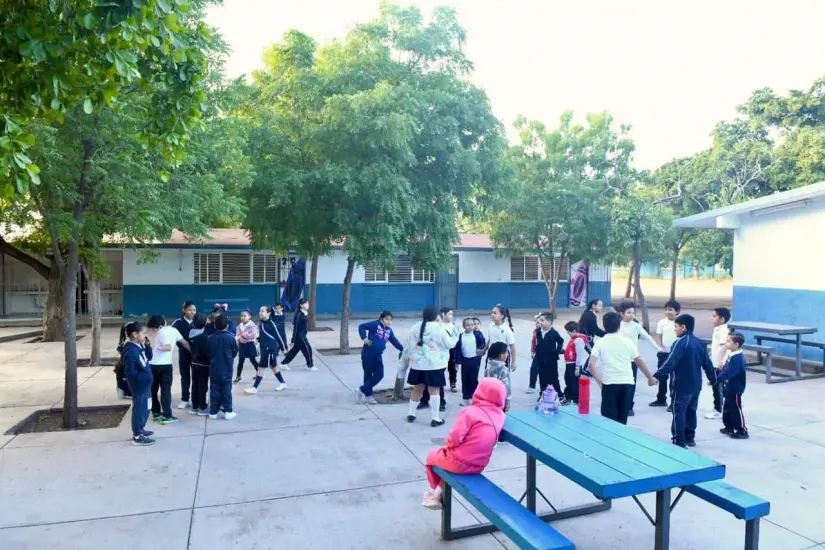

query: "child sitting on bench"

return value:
[422, 377, 507, 510]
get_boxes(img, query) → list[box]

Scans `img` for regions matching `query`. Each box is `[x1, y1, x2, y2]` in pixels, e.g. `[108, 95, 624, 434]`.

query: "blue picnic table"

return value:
[499, 408, 726, 550]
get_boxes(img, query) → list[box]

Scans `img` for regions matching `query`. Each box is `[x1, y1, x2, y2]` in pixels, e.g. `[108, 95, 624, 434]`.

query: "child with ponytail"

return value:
[121, 321, 155, 446]
[487, 304, 516, 373]
[244, 305, 288, 394]
[234, 309, 259, 383]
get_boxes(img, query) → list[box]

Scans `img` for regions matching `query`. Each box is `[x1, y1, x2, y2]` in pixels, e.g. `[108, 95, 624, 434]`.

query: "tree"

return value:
[490, 112, 634, 314]
[316, 3, 507, 352]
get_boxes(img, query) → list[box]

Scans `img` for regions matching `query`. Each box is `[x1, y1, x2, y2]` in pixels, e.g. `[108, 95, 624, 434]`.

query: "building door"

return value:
[436, 255, 459, 310]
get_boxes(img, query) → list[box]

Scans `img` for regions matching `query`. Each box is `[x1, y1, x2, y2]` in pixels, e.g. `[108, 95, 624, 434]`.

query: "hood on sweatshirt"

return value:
[472, 377, 507, 410]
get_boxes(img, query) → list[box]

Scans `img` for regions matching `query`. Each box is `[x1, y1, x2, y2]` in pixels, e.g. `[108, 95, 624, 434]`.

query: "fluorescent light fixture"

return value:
[751, 199, 811, 217]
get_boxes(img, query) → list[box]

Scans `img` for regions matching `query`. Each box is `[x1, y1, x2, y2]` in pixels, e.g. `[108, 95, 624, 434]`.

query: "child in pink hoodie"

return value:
[422, 377, 507, 509]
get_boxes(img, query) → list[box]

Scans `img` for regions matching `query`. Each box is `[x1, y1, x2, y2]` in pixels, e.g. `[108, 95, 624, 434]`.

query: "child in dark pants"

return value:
[234, 309, 259, 383]
[356, 311, 404, 405]
[188, 314, 211, 415]
[563, 321, 589, 403]
[713, 332, 749, 439]
[121, 321, 155, 446]
[534, 312, 565, 402]
[209, 314, 238, 419]
[282, 299, 316, 371]
[456, 317, 485, 406]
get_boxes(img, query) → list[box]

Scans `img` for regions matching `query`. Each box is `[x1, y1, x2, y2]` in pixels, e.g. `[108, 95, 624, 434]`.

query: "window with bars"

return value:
[510, 255, 569, 282]
[363, 255, 434, 283]
[194, 252, 281, 284]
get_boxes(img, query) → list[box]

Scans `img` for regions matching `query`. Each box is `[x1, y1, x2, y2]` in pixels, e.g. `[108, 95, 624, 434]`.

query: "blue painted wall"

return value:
[310, 283, 436, 315]
[587, 281, 612, 308]
[457, 282, 570, 311]
[732, 285, 825, 360]
[123, 285, 281, 317]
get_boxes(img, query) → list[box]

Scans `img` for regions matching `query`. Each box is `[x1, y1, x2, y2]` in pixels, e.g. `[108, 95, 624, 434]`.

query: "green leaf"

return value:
[102, 87, 117, 107]
[158, 170, 170, 182]
[157, 0, 173, 13]
[83, 98, 94, 114]
[50, 97, 61, 110]
[82, 12, 97, 30]
[150, 35, 161, 47]
[122, 27, 133, 41]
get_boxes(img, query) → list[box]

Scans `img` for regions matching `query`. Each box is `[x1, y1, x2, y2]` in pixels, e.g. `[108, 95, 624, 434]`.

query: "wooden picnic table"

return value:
[728, 321, 819, 382]
[502, 408, 726, 550]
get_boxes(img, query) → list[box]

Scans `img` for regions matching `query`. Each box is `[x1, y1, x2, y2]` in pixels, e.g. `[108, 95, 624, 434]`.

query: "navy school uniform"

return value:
[122, 341, 153, 438]
[357, 320, 404, 397]
[456, 330, 485, 400]
[654, 331, 717, 446]
[189, 329, 211, 412]
[259, 317, 288, 369]
[282, 311, 313, 368]
[171, 317, 194, 402]
[534, 328, 565, 397]
[205, 318, 236, 337]
[716, 350, 748, 434]
[209, 330, 239, 415]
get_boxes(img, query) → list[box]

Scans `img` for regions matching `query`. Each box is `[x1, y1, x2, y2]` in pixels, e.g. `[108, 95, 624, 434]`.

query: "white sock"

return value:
[433, 485, 443, 499]
[408, 400, 419, 416]
[430, 398, 441, 421]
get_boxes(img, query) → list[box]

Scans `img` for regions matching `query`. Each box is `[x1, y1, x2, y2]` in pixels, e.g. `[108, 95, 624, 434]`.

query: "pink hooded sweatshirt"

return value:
[425, 377, 507, 489]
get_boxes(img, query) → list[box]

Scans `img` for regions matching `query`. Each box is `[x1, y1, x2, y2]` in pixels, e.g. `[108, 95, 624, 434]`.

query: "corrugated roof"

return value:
[673, 181, 825, 228]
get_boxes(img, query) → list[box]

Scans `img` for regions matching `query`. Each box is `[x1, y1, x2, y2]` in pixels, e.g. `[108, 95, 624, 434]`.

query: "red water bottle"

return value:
[578, 376, 591, 414]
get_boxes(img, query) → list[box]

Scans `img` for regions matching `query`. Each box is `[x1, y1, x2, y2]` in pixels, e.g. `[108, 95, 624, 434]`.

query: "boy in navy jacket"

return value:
[713, 332, 749, 439]
[356, 311, 404, 404]
[121, 321, 155, 446]
[282, 299, 315, 370]
[456, 317, 486, 405]
[188, 314, 211, 415]
[171, 301, 196, 408]
[209, 314, 239, 419]
[654, 314, 717, 448]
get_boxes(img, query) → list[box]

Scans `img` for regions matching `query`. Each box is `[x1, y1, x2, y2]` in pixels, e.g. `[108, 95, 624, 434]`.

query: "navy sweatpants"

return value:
[209, 374, 233, 415]
[671, 390, 700, 445]
[360, 352, 385, 397]
[127, 377, 152, 438]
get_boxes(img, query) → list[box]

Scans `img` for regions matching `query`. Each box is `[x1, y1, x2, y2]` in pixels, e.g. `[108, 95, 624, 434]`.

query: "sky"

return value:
[206, 0, 825, 169]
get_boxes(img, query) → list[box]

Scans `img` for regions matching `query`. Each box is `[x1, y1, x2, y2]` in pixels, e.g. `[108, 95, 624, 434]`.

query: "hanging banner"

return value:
[569, 260, 588, 307]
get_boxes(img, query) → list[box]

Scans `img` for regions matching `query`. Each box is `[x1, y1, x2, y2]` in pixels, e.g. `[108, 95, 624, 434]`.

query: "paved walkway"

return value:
[1, 311, 824, 549]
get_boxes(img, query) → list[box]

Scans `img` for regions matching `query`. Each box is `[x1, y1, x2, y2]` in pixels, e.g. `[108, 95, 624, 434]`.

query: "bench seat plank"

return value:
[435, 467, 575, 550]
[755, 336, 825, 348]
[685, 481, 770, 521]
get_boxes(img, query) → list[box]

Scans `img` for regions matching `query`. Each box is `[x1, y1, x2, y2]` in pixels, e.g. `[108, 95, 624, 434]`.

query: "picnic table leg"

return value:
[795, 333, 802, 377]
[441, 482, 453, 540]
[526, 455, 537, 513]
[654, 488, 671, 550]
[745, 519, 760, 550]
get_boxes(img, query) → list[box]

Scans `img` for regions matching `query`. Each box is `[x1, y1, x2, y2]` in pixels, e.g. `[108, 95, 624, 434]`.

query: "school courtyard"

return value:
[1, 311, 824, 550]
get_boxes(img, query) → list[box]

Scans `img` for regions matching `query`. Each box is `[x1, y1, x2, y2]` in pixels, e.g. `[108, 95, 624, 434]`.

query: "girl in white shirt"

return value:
[487, 304, 516, 372]
[617, 301, 662, 416]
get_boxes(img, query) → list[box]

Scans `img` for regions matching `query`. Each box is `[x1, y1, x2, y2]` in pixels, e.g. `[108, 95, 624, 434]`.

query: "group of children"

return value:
[116, 299, 315, 446]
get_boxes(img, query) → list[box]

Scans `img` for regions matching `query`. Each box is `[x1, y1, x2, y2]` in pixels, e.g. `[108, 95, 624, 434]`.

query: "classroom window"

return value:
[364, 255, 434, 283]
[194, 253, 221, 284]
[510, 255, 569, 282]
[252, 254, 280, 283]
[194, 252, 281, 284]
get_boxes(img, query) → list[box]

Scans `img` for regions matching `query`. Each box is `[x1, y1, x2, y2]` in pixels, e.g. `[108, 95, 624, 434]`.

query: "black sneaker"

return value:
[673, 441, 687, 449]
[720, 427, 734, 435]
[142, 430, 155, 437]
[627, 409, 635, 417]
[406, 415, 416, 423]
[417, 402, 428, 410]
[439, 403, 446, 412]
[685, 440, 696, 448]
[132, 435, 156, 446]
[649, 400, 667, 407]
[666, 404, 673, 413]
[431, 419, 446, 427]
[731, 431, 750, 440]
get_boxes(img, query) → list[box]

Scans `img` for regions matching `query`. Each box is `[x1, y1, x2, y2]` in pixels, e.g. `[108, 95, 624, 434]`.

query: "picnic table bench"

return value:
[436, 408, 772, 549]
[698, 338, 776, 377]
[728, 321, 823, 383]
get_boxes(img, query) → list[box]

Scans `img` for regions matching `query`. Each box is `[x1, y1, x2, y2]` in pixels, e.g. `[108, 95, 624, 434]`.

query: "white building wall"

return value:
[123, 248, 194, 285]
[734, 200, 825, 291]
[457, 250, 510, 282]
[309, 251, 366, 284]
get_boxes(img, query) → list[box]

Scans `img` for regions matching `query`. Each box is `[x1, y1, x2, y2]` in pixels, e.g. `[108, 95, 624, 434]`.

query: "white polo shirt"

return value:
[591, 333, 639, 385]
[711, 323, 730, 368]
[149, 326, 183, 365]
[656, 318, 677, 350]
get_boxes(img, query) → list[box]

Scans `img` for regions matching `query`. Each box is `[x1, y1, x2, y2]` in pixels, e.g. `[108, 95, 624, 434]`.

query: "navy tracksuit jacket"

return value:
[209, 330, 238, 415]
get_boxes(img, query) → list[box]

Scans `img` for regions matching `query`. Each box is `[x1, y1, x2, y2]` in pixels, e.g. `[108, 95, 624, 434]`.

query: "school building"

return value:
[0, 230, 612, 318]
[674, 181, 825, 359]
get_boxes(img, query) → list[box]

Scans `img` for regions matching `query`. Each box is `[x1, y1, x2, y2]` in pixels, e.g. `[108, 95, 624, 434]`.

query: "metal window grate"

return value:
[388, 255, 413, 283]
[252, 253, 280, 284]
[222, 253, 251, 284]
[539, 255, 570, 282]
[194, 253, 221, 284]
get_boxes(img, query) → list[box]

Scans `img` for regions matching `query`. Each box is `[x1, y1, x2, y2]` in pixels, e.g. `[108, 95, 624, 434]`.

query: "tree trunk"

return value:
[544, 279, 557, 317]
[42, 259, 67, 342]
[339, 258, 355, 354]
[307, 250, 319, 330]
[84, 263, 102, 366]
[632, 240, 650, 332]
[624, 262, 634, 299]
[62, 242, 80, 430]
[669, 243, 680, 301]
[693, 260, 700, 280]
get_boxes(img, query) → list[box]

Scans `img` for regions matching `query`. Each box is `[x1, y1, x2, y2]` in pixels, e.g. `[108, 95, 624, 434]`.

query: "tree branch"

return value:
[0, 236, 51, 279]
[30, 192, 65, 272]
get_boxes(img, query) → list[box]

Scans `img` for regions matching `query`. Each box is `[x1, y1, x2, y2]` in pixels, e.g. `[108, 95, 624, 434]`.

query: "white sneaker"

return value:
[421, 491, 443, 510]
[459, 399, 470, 407]
[275, 383, 287, 391]
[223, 412, 237, 420]
[208, 414, 218, 420]
[279, 364, 291, 371]
[705, 411, 722, 420]
[177, 401, 190, 410]
[244, 387, 258, 395]
[525, 388, 536, 394]
[308, 367, 319, 372]
[355, 388, 365, 403]
[188, 407, 200, 415]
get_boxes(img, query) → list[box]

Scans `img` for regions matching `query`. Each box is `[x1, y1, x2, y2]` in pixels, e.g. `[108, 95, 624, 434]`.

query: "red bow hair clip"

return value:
[213, 303, 228, 311]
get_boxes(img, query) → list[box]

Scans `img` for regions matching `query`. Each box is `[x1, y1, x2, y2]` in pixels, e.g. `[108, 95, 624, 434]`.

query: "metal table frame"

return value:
[728, 322, 822, 384]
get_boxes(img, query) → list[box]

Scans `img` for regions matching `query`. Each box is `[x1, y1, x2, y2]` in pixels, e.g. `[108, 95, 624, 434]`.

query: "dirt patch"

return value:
[317, 347, 363, 356]
[77, 356, 119, 368]
[5, 405, 130, 435]
[372, 388, 410, 404]
[309, 326, 334, 332]
[25, 335, 86, 344]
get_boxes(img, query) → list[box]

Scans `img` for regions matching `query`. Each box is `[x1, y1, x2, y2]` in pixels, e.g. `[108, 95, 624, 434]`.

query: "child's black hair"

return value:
[564, 321, 580, 333]
[714, 307, 731, 324]
[487, 341, 508, 360]
[379, 310, 393, 320]
[418, 306, 439, 346]
[117, 323, 129, 351]
[538, 311, 554, 323]
[617, 300, 636, 314]
[147, 315, 166, 329]
[214, 314, 229, 331]
[664, 299, 681, 312]
[675, 314, 695, 332]
[603, 312, 622, 333]
[493, 303, 513, 332]
[462, 317, 474, 326]
[729, 332, 745, 348]
[439, 306, 453, 316]
[182, 301, 195, 311]
[298, 298, 308, 308]
[192, 313, 206, 330]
